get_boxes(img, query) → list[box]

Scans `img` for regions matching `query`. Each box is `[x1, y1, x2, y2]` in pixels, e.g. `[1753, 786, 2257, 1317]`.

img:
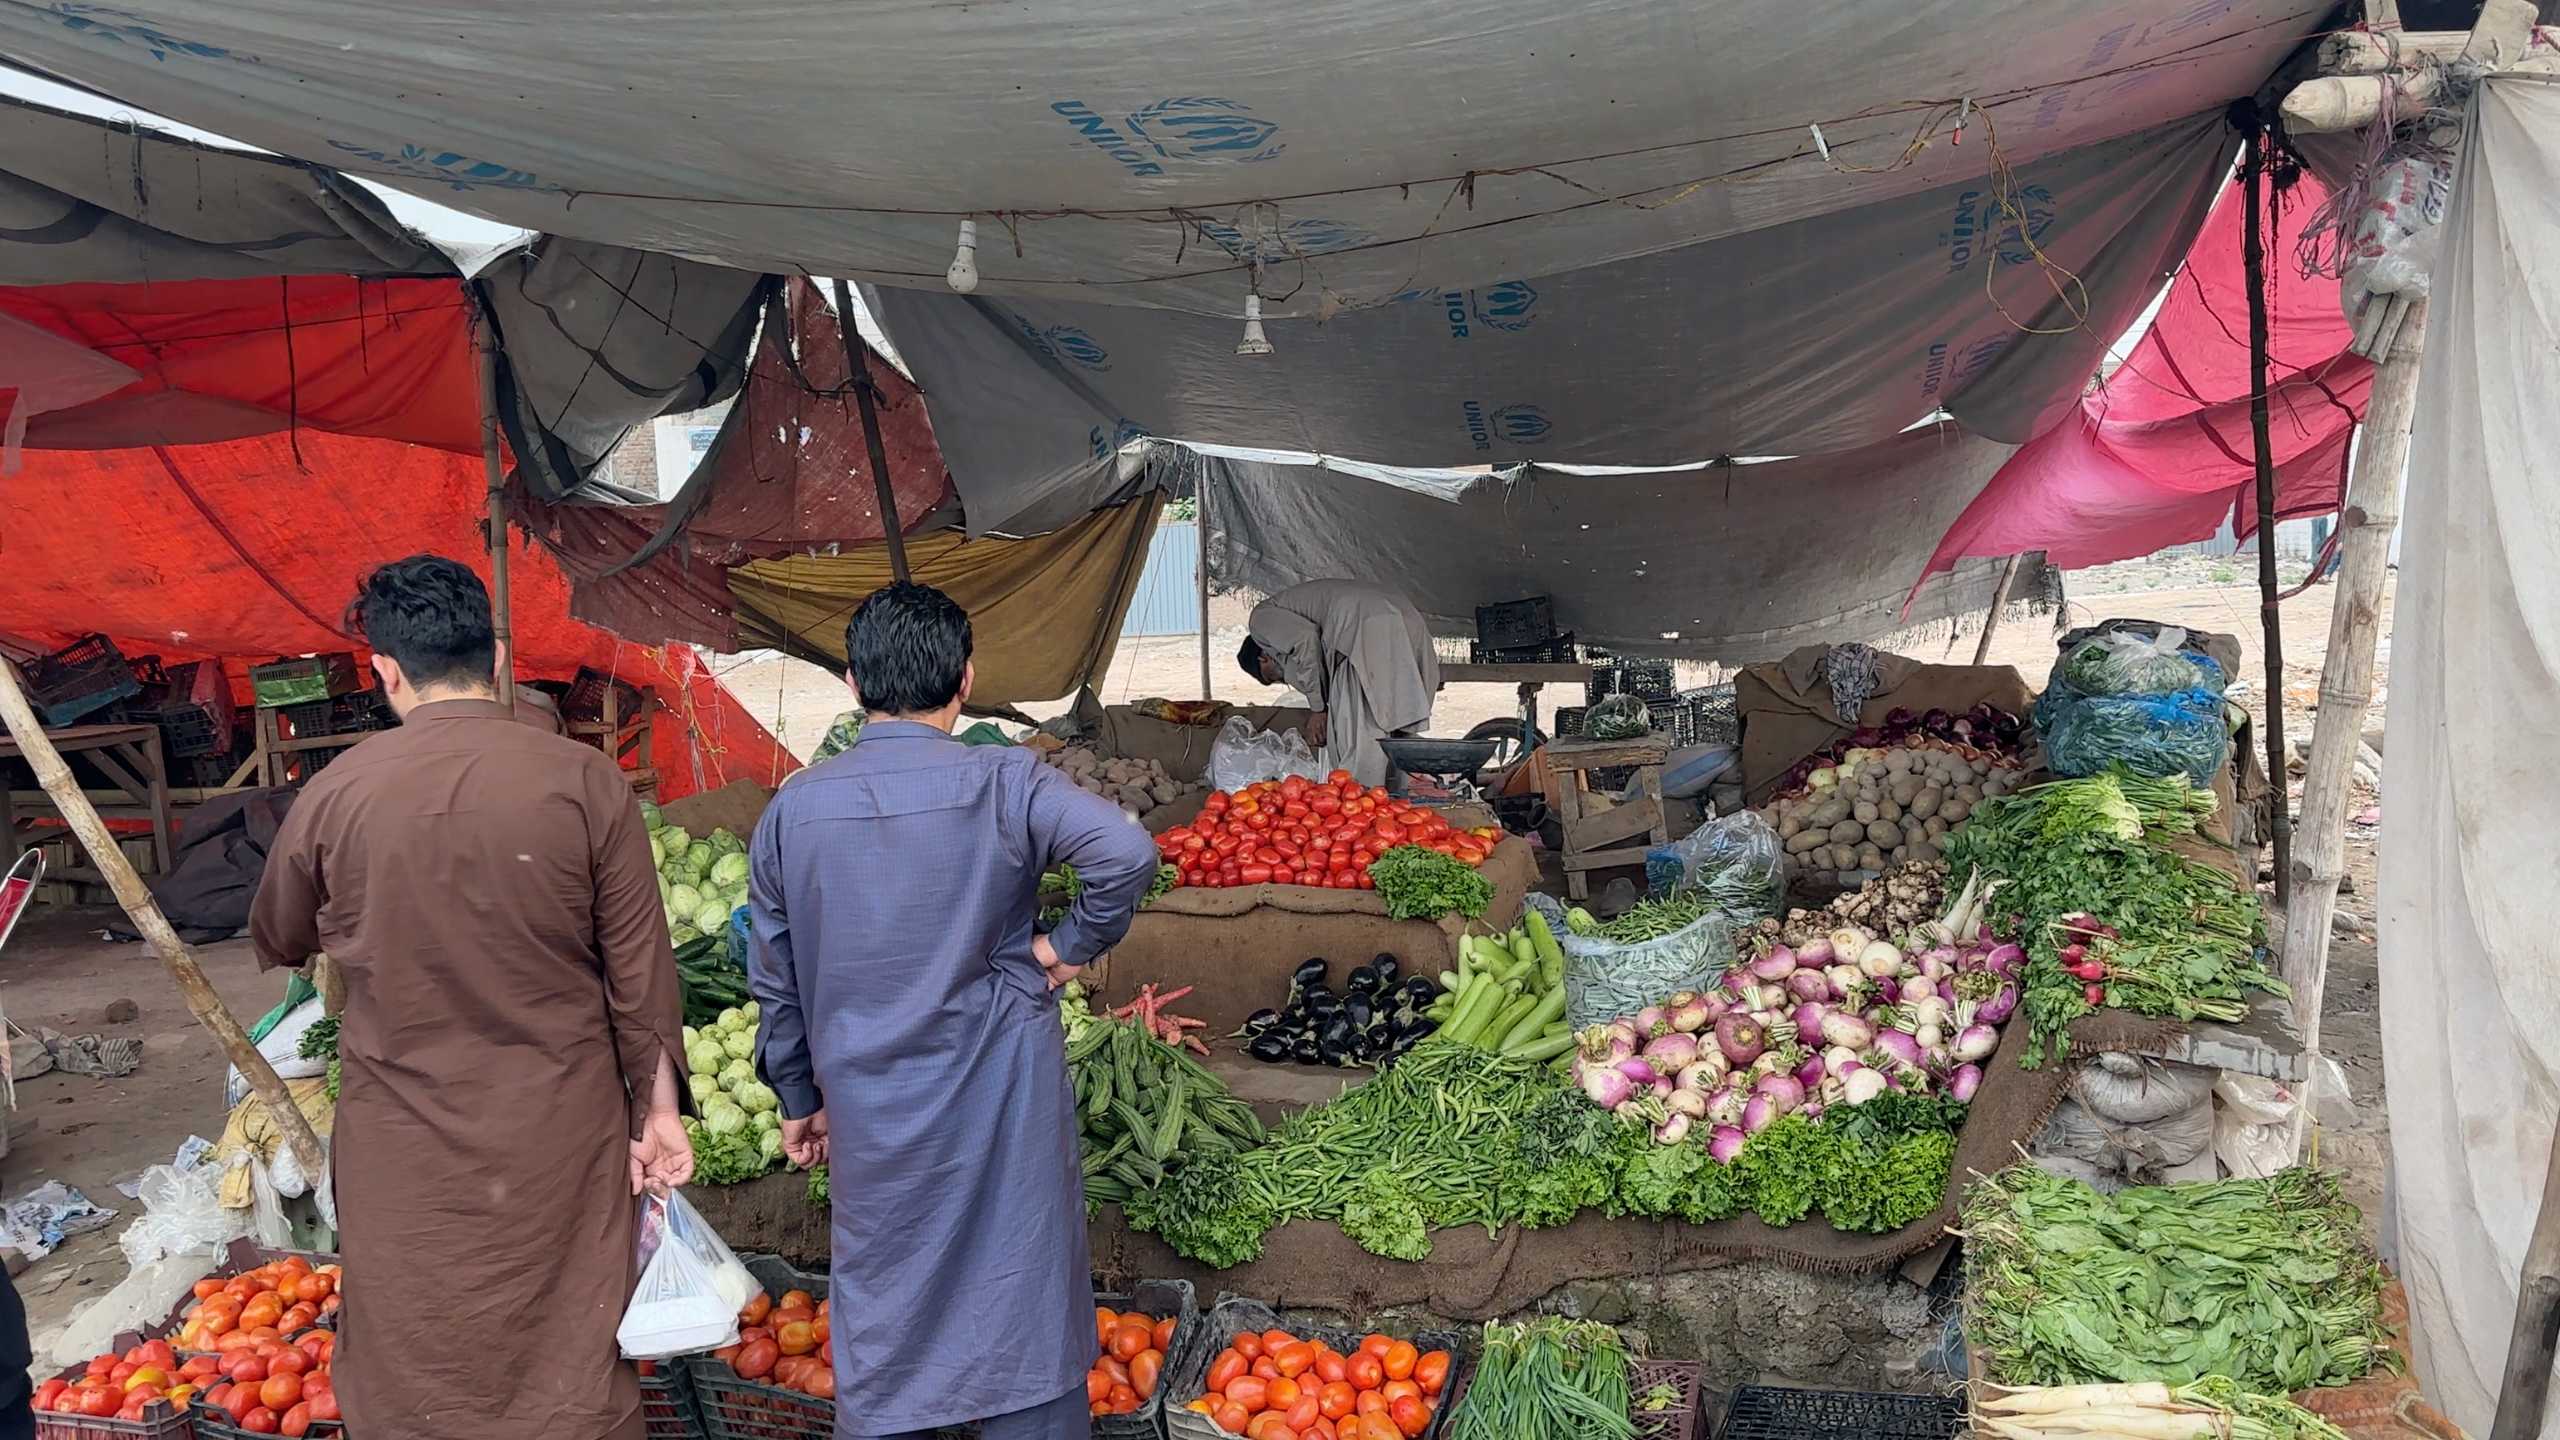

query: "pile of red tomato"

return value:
[39, 1327, 342, 1436]
[1086, 1304, 1177, 1416]
[1157, 773, 1500, 890]
[710, 1286, 835, 1400]
[1184, 1328, 1449, 1440]
[172, 1256, 342, 1352]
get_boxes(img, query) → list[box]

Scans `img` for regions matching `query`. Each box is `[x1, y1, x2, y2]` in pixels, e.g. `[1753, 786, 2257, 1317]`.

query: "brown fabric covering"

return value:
[657, 779, 776, 840]
[1092, 834, 1535, 1021]
[1068, 694, 1318, 784]
[724, 497, 1163, 707]
[1735, 648, 2037, 803]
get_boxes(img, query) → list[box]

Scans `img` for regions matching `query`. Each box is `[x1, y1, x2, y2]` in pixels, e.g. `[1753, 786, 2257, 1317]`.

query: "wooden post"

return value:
[829, 279, 911, 583]
[0, 660, 325, 1175]
[1971, 554, 2024, 665]
[2491, 1116, 2560, 1440]
[2279, 312, 2419, 1043]
[472, 302, 516, 708]
[310, 952, 347, 1018]
[2240, 124, 2295, 909]
[1196, 473, 1214, 700]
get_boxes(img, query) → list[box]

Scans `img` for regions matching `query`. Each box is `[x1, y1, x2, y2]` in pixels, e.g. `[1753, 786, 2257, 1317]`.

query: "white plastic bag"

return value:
[224, 997, 329, 1107]
[2212, 1073, 2298, 1180]
[47, 1255, 213, 1369]
[617, 1189, 759, 1360]
[1206, 714, 1327, 793]
[119, 1160, 246, 1269]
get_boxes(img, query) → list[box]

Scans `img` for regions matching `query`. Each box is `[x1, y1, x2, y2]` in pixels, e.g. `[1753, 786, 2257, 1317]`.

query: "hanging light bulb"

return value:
[1235, 291, 1273, 356]
[945, 218, 980, 294]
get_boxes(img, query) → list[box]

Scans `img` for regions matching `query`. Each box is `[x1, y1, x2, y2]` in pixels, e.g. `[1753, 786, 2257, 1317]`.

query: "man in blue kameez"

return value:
[746, 582, 1156, 1440]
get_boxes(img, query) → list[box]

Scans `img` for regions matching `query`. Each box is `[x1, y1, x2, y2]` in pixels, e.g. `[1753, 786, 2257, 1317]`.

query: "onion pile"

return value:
[1569, 880, 2024, 1159]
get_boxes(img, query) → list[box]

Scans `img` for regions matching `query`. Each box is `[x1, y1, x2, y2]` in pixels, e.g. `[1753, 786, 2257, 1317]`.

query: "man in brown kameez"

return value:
[253, 554, 693, 1440]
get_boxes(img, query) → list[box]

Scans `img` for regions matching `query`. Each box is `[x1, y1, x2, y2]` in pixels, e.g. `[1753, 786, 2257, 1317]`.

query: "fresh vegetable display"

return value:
[1974, 1379, 2349, 1440]
[1064, 985, 1266, 1210]
[1183, 1327, 1450, 1439]
[190, 1325, 341, 1437]
[1087, 1305, 1178, 1417]
[1098, 980, 1214, 1055]
[1757, 733, 2030, 876]
[1043, 744, 1203, 819]
[709, 1283, 835, 1399]
[1239, 955, 1441, 1068]
[297, 1013, 343, 1103]
[1422, 915, 1571, 1063]
[1039, 861, 1179, 929]
[1964, 1165, 2389, 1394]
[642, 802, 751, 947]
[1942, 768, 2281, 1064]
[1154, 773, 1500, 895]
[1585, 897, 1710, 945]
[172, 1256, 343, 1352]
[1366, 845, 1494, 921]
[683, 1003, 785, 1184]
[1448, 1317, 1632, 1440]
[1775, 703, 2034, 797]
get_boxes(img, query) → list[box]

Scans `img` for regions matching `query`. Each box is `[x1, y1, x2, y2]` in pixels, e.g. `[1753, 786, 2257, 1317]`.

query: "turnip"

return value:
[1869, 1028, 1926, 1078]
[1954, 1022, 1999, 1063]
[1654, 1113, 1693, 1146]
[1899, 975, 1937, 1004]
[1977, 981, 2020, 1026]
[1840, 1066, 1889, 1104]
[1794, 1053, 1826, 1090]
[1663, 1088, 1708, 1120]
[1580, 1065, 1637, 1109]
[1705, 1086, 1747, 1128]
[1785, 969, 1832, 1003]
[1755, 1074, 1805, 1114]
[1827, 924, 1871, 961]
[1635, 1004, 1669, 1037]
[1858, 939, 1906, 979]
[1793, 937, 1836, 968]
[1949, 1063, 1983, 1102]
[1749, 947, 1798, 981]
[1676, 1057, 1727, 1092]
[1819, 1010, 1875, 1050]
[1708, 1125, 1747, 1164]
[1826, 964, 1866, 1000]
[1791, 1002, 1829, 1047]
[1666, 993, 1716, 1034]
[1741, 1092, 1777, 1133]
[1642, 1032, 1702, 1072]
[1714, 1013, 1766, 1067]
[1983, 942, 2026, 977]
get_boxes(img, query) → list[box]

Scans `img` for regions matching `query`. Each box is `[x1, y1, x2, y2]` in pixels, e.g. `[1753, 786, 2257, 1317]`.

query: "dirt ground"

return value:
[1, 557, 2397, 1363]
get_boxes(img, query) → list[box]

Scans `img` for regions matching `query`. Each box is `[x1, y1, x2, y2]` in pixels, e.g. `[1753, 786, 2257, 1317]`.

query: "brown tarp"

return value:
[1735, 648, 2038, 803]
[723, 496, 1163, 707]
[1069, 695, 1318, 785]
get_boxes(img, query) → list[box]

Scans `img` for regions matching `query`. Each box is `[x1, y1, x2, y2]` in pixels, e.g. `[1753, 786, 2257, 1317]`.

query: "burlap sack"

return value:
[1071, 690, 1316, 784]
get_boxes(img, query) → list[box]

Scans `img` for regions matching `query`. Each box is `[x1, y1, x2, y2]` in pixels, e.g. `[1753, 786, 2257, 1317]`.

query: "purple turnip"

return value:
[1714, 1013, 1766, 1068]
[1667, 994, 1716, 1034]
[1795, 1053, 1826, 1090]
[1654, 1113, 1693, 1146]
[1983, 942, 2026, 977]
[1793, 937, 1836, 968]
[1755, 1074, 1805, 1114]
[1899, 975, 1937, 1005]
[1581, 1066, 1637, 1109]
[1954, 1023, 1999, 1063]
[1635, 1005, 1669, 1037]
[1676, 1058, 1727, 1092]
[1949, 1063, 1983, 1103]
[1786, 969, 1833, 1004]
[1709, 1125, 1747, 1164]
[1663, 1088, 1708, 1120]
[1841, 1066, 1889, 1105]
[1827, 925, 1871, 961]
[1642, 1032, 1703, 1072]
[1741, 1092, 1777, 1134]
[1791, 1002, 1829, 1047]
[1617, 1057, 1661, 1088]
[1705, 1086, 1747, 1128]
[1819, 1010, 1875, 1050]
[1977, 982, 2019, 1026]
[1750, 947, 1798, 982]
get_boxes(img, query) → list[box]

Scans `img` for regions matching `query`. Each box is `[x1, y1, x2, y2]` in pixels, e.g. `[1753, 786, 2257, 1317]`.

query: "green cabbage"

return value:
[721, 1029, 756, 1061]
[715, 1007, 746, 1031]
[687, 1038, 727, 1077]
[686, 841, 715, 874]
[658, 825, 691, 855]
[670, 922, 701, 947]
[687, 1073, 720, 1108]
[717, 1056, 757, 1089]
[702, 1098, 749, 1136]
[709, 829, 746, 856]
[681, 1025, 700, 1049]
[732, 1080, 779, 1114]
[693, 900, 735, 935]
[657, 875, 673, 905]
[669, 883, 704, 917]
[710, 852, 751, 889]
[639, 799, 665, 831]
[649, 833, 667, 868]
[753, 1110, 781, 1135]
[741, 1001, 760, 1027]
[757, 1128, 785, 1161]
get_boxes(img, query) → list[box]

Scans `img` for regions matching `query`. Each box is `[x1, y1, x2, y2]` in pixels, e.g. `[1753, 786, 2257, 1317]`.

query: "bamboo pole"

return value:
[1970, 554, 2024, 665]
[2492, 1115, 2560, 1440]
[1196, 473, 1214, 699]
[2240, 124, 2295, 910]
[2279, 312, 2419, 1043]
[830, 279, 911, 583]
[0, 660, 325, 1174]
[472, 302, 516, 708]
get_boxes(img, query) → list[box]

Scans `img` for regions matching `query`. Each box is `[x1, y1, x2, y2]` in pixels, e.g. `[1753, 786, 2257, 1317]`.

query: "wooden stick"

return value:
[2240, 125, 2295, 910]
[1196, 473, 1214, 699]
[0, 660, 325, 1174]
[472, 301, 517, 708]
[2491, 1114, 2560, 1440]
[2278, 309, 2419, 1045]
[829, 279, 911, 583]
[1971, 554, 2024, 665]
[310, 952, 347, 1018]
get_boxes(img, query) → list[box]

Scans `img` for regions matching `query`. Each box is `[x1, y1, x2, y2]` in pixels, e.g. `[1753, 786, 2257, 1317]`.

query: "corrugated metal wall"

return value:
[1121, 518, 1201, 636]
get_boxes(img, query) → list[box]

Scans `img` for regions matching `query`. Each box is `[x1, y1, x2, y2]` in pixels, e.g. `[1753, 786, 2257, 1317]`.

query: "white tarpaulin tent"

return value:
[2379, 74, 2560, 1438]
[0, 1, 2329, 317]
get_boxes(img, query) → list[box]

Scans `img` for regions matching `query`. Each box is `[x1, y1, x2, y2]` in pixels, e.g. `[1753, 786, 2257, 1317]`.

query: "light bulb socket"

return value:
[1235, 293, 1274, 356]
[945, 218, 981, 294]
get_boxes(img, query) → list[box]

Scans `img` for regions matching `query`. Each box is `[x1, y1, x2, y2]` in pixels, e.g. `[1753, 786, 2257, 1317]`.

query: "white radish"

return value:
[1976, 1384, 2178, 1415]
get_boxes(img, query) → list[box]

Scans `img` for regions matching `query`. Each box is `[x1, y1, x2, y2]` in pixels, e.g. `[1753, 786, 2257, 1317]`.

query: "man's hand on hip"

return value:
[1032, 933, 1083, 991]
[782, 1110, 830, 1170]
[630, 1110, 695, 1195]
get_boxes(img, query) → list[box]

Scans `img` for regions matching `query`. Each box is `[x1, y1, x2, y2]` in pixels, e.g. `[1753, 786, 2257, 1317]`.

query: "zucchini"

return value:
[1497, 989, 1569, 1052]
[1151, 1074, 1189, 1160]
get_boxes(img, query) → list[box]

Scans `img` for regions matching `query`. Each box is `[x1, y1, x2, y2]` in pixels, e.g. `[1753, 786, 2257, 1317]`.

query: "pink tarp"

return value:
[1916, 173, 2372, 589]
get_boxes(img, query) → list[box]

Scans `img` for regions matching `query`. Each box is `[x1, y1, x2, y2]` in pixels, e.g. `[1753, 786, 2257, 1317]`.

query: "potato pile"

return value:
[1044, 745, 1200, 818]
[1758, 742, 2027, 879]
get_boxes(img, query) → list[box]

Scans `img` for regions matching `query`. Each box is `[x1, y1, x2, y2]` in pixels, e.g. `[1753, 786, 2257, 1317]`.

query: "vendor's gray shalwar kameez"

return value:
[746, 721, 1157, 1440]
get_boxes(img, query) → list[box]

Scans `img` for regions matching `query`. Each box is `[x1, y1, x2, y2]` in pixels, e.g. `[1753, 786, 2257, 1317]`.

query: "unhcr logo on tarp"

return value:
[1945, 185, 2059, 271]
[1053, 97, 1284, 177]
[1462, 402, 1553, 451]
[1090, 419, 1150, 460]
[1016, 319, 1111, 372]
[327, 139, 556, 193]
[1197, 217, 1372, 264]
[1392, 281, 1541, 339]
[50, 3, 234, 62]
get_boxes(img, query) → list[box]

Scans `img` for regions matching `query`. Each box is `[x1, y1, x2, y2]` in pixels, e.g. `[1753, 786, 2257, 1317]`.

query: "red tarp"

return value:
[1916, 173, 2373, 589]
[0, 275, 794, 797]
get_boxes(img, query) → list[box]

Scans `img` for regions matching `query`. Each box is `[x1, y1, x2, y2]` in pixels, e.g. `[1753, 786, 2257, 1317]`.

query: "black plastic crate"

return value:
[190, 1396, 347, 1440]
[1554, 706, 1587, 738]
[1469, 634, 1579, 665]
[1165, 1296, 1471, 1440]
[688, 1254, 832, 1440]
[1475, 596, 1557, 651]
[1588, 657, 1677, 707]
[148, 702, 223, 759]
[24, 634, 143, 727]
[1091, 1279, 1202, 1439]
[638, 1357, 708, 1440]
[250, 654, 362, 709]
[1716, 1385, 1965, 1440]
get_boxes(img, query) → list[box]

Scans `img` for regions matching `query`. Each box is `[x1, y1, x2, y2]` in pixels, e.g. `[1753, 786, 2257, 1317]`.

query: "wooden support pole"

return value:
[2492, 1116, 2560, 1440]
[472, 302, 516, 708]
[2279, 311, 2419, 1045]
[1196, 474, 1214, 700]
[2240, 123, 2294, 910]
[830, 279, 911, 583]
[1971, 554, 2024, 665]
[0, 660, 325, 1175]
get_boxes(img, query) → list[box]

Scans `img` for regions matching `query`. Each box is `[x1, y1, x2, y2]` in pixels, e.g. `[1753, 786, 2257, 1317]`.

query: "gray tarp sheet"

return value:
[869, 114, 2235, 533]
[1199, 431, 2048, 663]
[0, 1, 2323, 316]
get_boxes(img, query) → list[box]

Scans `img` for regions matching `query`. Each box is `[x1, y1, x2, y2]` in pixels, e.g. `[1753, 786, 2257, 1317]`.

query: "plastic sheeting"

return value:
[1919, 170, 2372, 586]
[1203, 431, 2048, 663]
[2379, 76, 2560, 1439]
[870, 114, 2234, 534]
[0, 1, 2325, 318]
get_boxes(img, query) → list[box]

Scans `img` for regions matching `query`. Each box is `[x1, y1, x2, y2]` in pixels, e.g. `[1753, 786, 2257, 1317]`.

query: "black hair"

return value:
[845, 581, 972, 715]
[1236, 634, 1266, 683]
[347, 554, 497, 690]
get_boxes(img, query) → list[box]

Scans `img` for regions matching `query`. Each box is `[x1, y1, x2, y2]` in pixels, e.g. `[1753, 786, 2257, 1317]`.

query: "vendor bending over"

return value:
[1238, 579, 1441, 787]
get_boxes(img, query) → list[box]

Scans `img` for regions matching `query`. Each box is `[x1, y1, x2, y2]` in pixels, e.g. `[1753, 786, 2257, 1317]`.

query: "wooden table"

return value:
[1542, 733, 1671, 899]
[0, 723, 174, 878]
